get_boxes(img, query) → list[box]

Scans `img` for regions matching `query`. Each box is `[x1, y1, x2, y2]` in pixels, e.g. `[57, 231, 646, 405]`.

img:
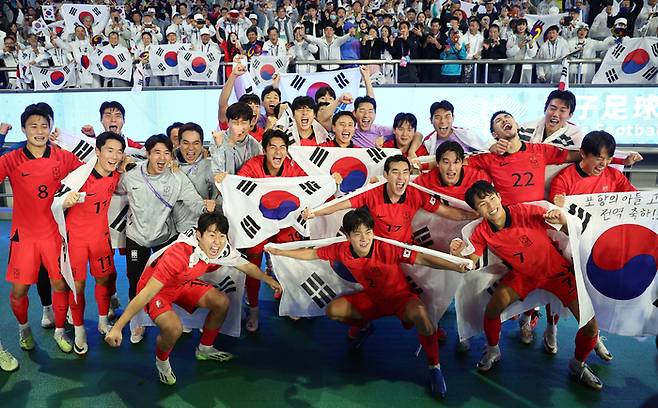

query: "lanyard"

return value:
[140, 165, 174, 209]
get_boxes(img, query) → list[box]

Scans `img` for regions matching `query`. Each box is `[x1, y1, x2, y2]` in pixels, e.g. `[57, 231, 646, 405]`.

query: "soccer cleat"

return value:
[246, 307, 259, 333]
[155, 358, 177, 385]
[436, 327, 448, 343]
[348, 323, 374, 350]
[108, 295, 120, 320]
[41, 305, 55, 329]
[456, 338, 471, 353]
[98, 317, 111, 335]
[54, 331, 73, 353]
[74, 327, 88, 356]
[19, 327, 35, 351]
[569, 358, 603, 390]
[594, 335, 613, 361]
[195, 346, 234, 362]
[519, 321, 534, 344]
[477, 345, 501, 372]
[543, 325, 558, 355]
[130, 325, 145, 344]
[0, 349, 19, 372]
[428, 366, 447, 399]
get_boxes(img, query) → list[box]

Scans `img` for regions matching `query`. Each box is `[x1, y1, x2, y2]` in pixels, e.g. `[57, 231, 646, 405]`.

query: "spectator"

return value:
[218, 31, 242, 78]
[537, 25, 571, 84]
[389, 21, 420, 83]
[105, 8, 132, 49]
[590, 1, 615, 40]
[608, 0, 643, 37]
[420, 18, 445, 83]
[568, 23, 607, 84]
[243, 26, 264, 60]
[305, 22, 354, 71]
[267, 6, 297, 44]
[263, 26, 287, 57]
[340, 22, 361, 67]
[302, 4, 324, 38]
[288, 25, 319, 73]
[480, 24, 507, 83]
[0, 35, 19, 89]
[216, 9, 250, 44]
[506, 18, 537, 84]
[462, 17, 484, 83]
[439, 31, 466, 83]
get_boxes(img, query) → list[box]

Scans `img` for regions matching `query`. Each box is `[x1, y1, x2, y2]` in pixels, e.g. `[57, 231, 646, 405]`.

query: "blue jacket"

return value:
[440, 44, 466, 76]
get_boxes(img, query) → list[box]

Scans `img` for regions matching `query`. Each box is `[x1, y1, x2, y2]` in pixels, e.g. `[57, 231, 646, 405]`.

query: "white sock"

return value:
[43, 305, 53, 312]
[19, 322, 30, 332]
[198, 344, 213, 352]
[99, 315, 109, 325]
[54, 328, 65, 337]
[155, 356, 170, 366]
[520, 313, 531, 324]
[74, 325, 86, 339]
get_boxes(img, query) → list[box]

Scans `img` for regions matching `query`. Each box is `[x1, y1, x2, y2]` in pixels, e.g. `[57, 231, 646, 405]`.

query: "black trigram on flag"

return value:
[156, 48, 164, 56]
[184, 68, 192, 77]
[243, 86, 253, 94]
[486, 279, 500, 296]
[553, 134, 575, 147]
[299, 180, 321, 195]
[54, 185, 72, 198]
[653, 298, 658, 309]
[309, 147, 329, 167]
[117, 67, 126, 75]
[366, 148, 386, 163]
[252, 59, 261, 69]
[301, 272, 336, 308]
[296, 213, 307, 229]
[207, 53, 215, 62]
[63, 66, 70, 74]
[117, 53, 127, 62]
[183, 53, 192, 61]
[567, 203, 592, 233]
[651, 43, 658, 58]
[275, 59, 284, 68]
[405, 276, 423, 295]
[92, 7, 101, 16]
[642, 66, 658, 81]
[412, 226, 433, 247]
[333, 72, 348, 88]
[253, 76, 261, 86]
[205, 68, 214, 78]
[71, 140, 95, 161]
[68, 7, 78, 15]
[611, 44, 625, 59]
[237, 179, 257, 196]
[158, 63, 166, 71]
[40, 68, 48, 75]
[240, 215, 260, 239]
[213, 276, 237, 294]
[110, 205, 129, 232]
[290, 75, 306, 90]
[605, 69, 619, 83]
[41, 81, 50, 89]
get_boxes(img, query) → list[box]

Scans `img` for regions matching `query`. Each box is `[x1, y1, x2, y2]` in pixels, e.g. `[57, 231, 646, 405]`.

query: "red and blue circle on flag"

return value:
[259, 64, 276, 81]
[102, 54, 118, 70]
[306, 81, 331, 100]
[621, 49, 650, 74]
[164, 51, 178, 67]
[258, 190, 300, 220]
[50, 71, 65, 85]
[191, 56, 207, 73]
[78, 11, 94, 24]
[331, 157, 368, 193]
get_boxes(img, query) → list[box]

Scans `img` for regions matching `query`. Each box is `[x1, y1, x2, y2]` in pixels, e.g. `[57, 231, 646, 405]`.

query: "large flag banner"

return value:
[48, 21, 66, 38]
[289, 146, 400, 196]
[525, 13, 568, 44]
[178, 50, 221, 82]
[61, 4, 110, 36]
[218, 175, 337, 248]
[458, 1, 486, 18]
[279, 68, 361, 106]
[565, 191, 658, 336]
[150, 44, 189, 76]
[131, 229, 247, 337]
[592, 38, 658, 85]
[90, 45, 133, 81]
[249, 55, 289, 89]
[267, 236, 470, 322]
[32, 63, 76, 91]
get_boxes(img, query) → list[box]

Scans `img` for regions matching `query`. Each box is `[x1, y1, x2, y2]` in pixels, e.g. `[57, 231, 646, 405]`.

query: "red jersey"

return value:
[0, 145, 82, 240]
[66, 169, 121, 241]
[466, 142, 568, 205]
[414, 166, 491, 201]
[349, 184, 441, 242]
[469, 204, 570, 279]
[219, 120, 264, 142]
[316, 240, 417, 300]
[139, 242, 221, 289]
[298, 136, 319, 146]
[237, 155, 306, 178]
[549, 163, 636, 202]
[383, 139, 429, 157]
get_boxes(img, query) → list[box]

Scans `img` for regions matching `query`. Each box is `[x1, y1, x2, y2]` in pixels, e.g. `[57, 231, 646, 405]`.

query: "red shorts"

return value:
[343, 290, 418, 324]
[6, 233, 62, 284]
[502, 268, 577, 307]
[69, 234, 115, 281]
[143, 279, 213, 321]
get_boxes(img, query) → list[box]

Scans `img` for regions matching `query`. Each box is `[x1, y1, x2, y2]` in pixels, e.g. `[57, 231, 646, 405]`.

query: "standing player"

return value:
[266, 208, 469, 398]
[0, 105, 83, 352]
[209, 102, 261, 175]
[217, 62, 265, 141]
[422, 100, 487, 155]
[383, 113, 430, 158]
[61, 132, 127, 354]
[81, 101, 144, 150]
[105, 213, 281, 385]
[450, 181, 603, 389]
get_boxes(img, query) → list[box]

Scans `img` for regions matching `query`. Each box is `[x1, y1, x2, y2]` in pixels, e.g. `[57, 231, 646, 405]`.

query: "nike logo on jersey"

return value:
[499, 162, 511, 167]
[131, 187, 139, 190]
[87, 193, 96, 197]
[21, 172, 30, 176]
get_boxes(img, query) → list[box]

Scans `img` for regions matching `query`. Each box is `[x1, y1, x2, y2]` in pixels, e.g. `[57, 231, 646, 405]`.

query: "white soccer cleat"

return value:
[594, 335, 613, 361]
[519, 321, 534, 344]
[53, 331, 73, 353]
[476, 345, 501, 372]
[155, 358, 176, 385]
[543, 325, 558, 355]
[130, 325, 145, 344]
[41, 305, 55, 329]
[569, 358, 603, 390]
[195, 346, 234, 362]
[74, 327, 88, 356]
[98, 316, 111, 335]
[0, 349, 19, 372]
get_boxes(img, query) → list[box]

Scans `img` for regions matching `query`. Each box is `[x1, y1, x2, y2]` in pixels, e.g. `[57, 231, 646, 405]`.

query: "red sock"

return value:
[9, 293, 29, 324]
[108, 274, 117, 297]
[95, 284, 111, 316]
[245, 277, 260, 307]
[483, 315, 501, 346]
[156, 345, 172, 361]
[574, 329, 597, 362]
[419, 332, 440, 366]
[545, 304, 560, 325]
[69, 291, 85, 326]
[199, 327, 220, 347]
[52, 290, 69, 329]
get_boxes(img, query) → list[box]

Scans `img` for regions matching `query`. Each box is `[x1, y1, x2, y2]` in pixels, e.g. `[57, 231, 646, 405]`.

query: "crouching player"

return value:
[105, 213, 281, 385]
[450, 181, 602, 389]
[266, 208, 469, 399]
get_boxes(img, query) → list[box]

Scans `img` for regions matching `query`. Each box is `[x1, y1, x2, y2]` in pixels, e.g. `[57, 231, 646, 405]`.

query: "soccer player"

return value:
[0, 105, 83, 352]
[286, 96, 328, 146]
[383, 113, 429, 158]
[0, 340, 18, 372]
[517, 90, 583, 147]
[304, 155, 476, 244]
[116, 134, 215, 343]
[422, 100, 487, 155]
[266, 208, 469, 398]
[209, 102, 261, 175]
[81, 101, 144, 149]
[450, 181, 603, 390]
[105, 212, 281, 385]
[61, 132, 127, 354]
[319, 111, 359, 148]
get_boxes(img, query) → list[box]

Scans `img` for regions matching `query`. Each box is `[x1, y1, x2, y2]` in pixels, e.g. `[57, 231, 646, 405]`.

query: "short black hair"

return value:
[383, 154, 411, 173]
[144, 134, 173, 153]
[465, 180, 498, 210]
[291, 96, 315, 112]
[544, 90, 576, 114]
[332, 111, 356, 126]
[96, 131, 126, 150]
[342, 207, 375, 235]
[490, 110, 512, 134]
[197, 212, 229, 235]
[34, 102, 54, 121]
[20, 104, 51, 128]
[267, 26, 279, 35]
[226, 102, 254, 121]
[354, 95, 376, 111]
[435, 141, 464, 163]
[166, 122, 184, 139]
[581, 130, 616, 157]
[261, 85, 281, 101]
[99, 101, 126, 120]
[261, 129, 290, 150]
[399, 20, 411, 29]
[239, 92, 261, 107]
[246, 26, 258, 36]
[430, 100, 454, 117]
[393, 112, 417, 130]
[314, 86, 336, 102]
[178, 122, 204, 143]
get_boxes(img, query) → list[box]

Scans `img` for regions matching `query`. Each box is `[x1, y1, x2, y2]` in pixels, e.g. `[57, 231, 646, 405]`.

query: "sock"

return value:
[69, 291, 85, 327]
[483, 315, 501, 346]
[95, 284, 111, 316]
[74, 325, 86, 345]
[418, 332, 440, 366]
[156, 345, 172, 361]
[108, 274, 117, 298]
[9, 293, 29, 325]
[245, 277, 260, 307]
[52, 290, 69, 329]
[199, 327, 220, 347]
[545, 304, 560, 325]
[574, 329, 597, 362]
[19, 322, 30, 332]
[54, 327, 65, 337]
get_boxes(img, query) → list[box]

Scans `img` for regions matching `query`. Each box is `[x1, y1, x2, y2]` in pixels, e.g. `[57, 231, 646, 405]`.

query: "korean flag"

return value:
[249, 55, 289, 89]
[279, 68, 361, 108]
[178, 50, 221, 82]
[32, 63, 76, 91]
[90, 46, 133, 81]
[150, 44, 188, 76]
[61, 4, 110, 36]
[593, 38, 658, 85]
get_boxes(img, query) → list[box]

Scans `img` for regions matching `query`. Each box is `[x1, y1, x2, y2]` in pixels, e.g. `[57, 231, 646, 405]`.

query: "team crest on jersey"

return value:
[528, 155, 539, 169]
[519, 235, 533, 247]
[155, 300, 163, 308]
[52, 167, 61, 180]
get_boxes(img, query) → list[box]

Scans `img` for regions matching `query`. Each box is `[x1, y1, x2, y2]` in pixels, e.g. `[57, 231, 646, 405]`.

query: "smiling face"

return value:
[580, 147, 612, 177]
[101, 107, 124, 134]
[179, 130, 203, 163]
[264, 136, 288, 173]
[473, 192, 504, 223]
[393, 121, 415, 149]
[23, 114, 51, 149]
[347, 223, 374, 257]
[228, 117, 251, 142]
[438, 150, 463, 186]
[332, 115, 356, 147]
[146, 142, 172, 174]
[491, 112, 518, 140]
[384, 160, 411, 198]
[96, 139, 124, 175]
[293, 106, 314, 132]
[262, 91, 280, 115]
[196, 224, 227, 259]
[354, 102, 375, 131]
[544, 98, 572, 135]
[431, 108, 454, 139]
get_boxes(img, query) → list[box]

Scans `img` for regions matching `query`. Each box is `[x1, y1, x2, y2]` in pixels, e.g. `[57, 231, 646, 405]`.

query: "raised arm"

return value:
[449, 238, 481, 267]
[414, 252, 468, 273]
[302, 199, 352, 220]
[236, 262, 282, 292]
[218, 60, 247, 124]
[265, 246, 320, 260]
